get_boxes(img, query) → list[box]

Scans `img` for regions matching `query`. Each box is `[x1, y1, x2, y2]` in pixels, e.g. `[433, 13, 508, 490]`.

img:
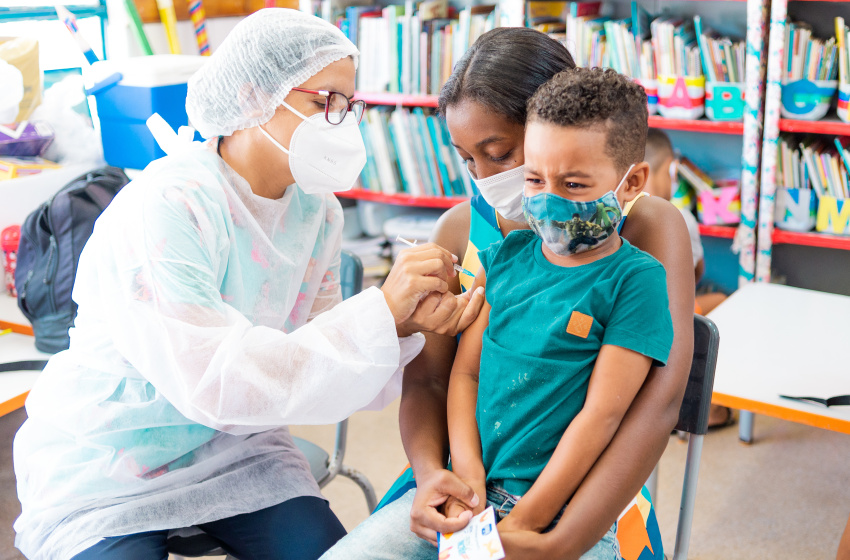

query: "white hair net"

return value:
[186, 8, 359, 139]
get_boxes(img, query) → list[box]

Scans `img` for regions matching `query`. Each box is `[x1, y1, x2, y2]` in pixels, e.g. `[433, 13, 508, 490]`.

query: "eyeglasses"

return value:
[290, 88, 367, 125]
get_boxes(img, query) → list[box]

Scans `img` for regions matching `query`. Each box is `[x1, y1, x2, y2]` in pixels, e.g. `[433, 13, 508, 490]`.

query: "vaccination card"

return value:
[437, 506, 505, 560]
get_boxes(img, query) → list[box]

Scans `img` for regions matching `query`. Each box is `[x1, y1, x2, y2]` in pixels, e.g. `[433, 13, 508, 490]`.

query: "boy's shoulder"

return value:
[480, 229, 537, 264]
[614, 239, 667, 279]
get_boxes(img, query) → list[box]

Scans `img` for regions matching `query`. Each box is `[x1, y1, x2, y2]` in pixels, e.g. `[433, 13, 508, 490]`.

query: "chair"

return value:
[167, 250, 377, 558]
[647, 314, 720, 560]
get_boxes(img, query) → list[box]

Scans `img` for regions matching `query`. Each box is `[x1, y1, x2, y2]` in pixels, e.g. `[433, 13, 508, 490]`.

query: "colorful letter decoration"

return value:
[838, 84, 849, 123]
[657, 75, 706, 120]
[780, 80, 838, 120]
[705, 82, 745, 121]
[816, 196, 850, 234]
[697, 186, 741, 225]
[636, 78, 659, 115]
[774, 188, 817, 232]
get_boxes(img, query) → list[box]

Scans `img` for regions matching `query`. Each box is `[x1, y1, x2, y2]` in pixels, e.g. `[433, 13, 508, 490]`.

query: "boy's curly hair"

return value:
[527, 67, 648, 173]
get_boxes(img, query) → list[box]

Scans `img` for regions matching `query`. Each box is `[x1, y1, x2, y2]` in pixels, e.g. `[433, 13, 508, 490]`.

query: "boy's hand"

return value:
[497, 511, 541, 534]
[498, 528, 554, 560]
[443, 495, 473, 522]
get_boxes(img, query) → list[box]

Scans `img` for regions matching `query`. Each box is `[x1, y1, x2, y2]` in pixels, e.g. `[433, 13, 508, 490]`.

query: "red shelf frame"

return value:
[356, 93, 745, 135]
[698, 224, 738, 238]
[337, 189, 468, 208]
[778, 119, 850, 136]
[648, 115, 743, 134]
[772, 229, 850, 250]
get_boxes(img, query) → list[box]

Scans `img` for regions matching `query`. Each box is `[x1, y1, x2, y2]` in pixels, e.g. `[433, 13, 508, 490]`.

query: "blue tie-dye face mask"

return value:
[522, 164, 635, 255]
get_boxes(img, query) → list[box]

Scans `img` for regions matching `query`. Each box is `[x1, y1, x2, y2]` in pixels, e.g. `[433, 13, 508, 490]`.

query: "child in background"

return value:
[643, 128, 733, 429]
[443, 68, 674, 556]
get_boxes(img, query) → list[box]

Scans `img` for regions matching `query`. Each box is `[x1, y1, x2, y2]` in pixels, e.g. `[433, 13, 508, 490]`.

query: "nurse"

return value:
[13, 9, 482, 560]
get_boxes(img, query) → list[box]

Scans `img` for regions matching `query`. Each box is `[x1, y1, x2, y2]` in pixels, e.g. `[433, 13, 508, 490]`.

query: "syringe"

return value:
[395, 235, 475, 277]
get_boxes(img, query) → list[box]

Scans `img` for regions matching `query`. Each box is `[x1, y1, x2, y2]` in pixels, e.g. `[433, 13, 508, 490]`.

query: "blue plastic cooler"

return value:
[89, 55, 206, 170]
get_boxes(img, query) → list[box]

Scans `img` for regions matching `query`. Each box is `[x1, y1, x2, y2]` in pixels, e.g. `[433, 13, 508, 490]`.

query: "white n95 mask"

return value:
[469, 165, 526, 221]
[259, 101, 367, 194]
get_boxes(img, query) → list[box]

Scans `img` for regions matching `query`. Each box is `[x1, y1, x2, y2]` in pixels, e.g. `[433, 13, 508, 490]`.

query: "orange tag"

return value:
[566, 311, 593, 338]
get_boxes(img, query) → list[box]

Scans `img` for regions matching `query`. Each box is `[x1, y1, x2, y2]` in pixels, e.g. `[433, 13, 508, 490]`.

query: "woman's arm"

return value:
[401, 204, 483, 544]
[534, 197, 694, 559]
[503, 345, 652, 533]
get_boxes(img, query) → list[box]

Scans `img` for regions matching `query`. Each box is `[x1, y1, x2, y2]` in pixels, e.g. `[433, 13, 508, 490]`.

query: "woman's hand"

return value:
[381, 243, 456, 337]
[409, 468, 481, 546]
[405, 287, 485, 336]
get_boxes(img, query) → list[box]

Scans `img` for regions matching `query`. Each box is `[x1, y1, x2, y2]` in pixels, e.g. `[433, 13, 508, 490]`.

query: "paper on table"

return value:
[438, 507, 505, 560]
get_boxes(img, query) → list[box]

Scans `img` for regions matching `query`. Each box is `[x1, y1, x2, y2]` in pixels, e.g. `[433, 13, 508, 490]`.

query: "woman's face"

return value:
[444, 99, 526, 181]
[257, 57, 357, 181]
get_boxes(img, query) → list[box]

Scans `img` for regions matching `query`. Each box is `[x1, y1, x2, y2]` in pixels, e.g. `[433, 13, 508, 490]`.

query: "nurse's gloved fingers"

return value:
[409, 258, 451, 284]
[399, 244, 456, 278]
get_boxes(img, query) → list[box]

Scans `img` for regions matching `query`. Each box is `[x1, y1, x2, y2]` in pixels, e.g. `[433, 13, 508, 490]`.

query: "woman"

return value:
[323, 27, 693, 559]
[13, 10, 482, 560]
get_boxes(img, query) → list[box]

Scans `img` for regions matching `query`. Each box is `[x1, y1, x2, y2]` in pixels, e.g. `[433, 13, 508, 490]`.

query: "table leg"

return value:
[738, 410, 754, 444]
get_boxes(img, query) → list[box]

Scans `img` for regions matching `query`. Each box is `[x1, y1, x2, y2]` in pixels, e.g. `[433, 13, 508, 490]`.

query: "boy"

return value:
[643, 129, 706, 286]
[643, 128, 731, 428]
[444, 67, 674, 557]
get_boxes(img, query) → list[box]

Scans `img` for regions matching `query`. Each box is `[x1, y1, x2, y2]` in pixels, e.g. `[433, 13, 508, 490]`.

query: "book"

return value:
[779, 394, 850, 407]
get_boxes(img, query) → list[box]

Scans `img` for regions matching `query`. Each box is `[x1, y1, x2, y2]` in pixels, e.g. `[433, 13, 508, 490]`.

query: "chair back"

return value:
[675, 314, 720, 436]
[340, 250, 364, 302]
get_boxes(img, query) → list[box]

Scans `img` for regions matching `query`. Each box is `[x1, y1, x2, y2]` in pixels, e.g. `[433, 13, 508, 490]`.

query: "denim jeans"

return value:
[320, 487, 620, 560]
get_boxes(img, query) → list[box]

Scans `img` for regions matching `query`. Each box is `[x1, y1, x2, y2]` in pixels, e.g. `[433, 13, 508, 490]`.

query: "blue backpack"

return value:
[14, 167, 129, 354]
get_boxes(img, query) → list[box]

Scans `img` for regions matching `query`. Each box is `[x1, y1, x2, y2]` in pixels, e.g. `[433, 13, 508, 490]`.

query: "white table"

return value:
[708, 283, 850, 442]
[0, 295, 49, 417]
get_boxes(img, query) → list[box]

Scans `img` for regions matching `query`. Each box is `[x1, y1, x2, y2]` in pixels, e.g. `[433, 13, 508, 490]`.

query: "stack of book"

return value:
[838, 17, 849, 85]
[340, 0, 499, 95]
[677, 157, 717, 194]
[694, 16, 745, 83]
[779, 135, 850, 199]
[784, 20, 839, 82]
[650, 18, 702, 77]
[357, 107, 474, 197]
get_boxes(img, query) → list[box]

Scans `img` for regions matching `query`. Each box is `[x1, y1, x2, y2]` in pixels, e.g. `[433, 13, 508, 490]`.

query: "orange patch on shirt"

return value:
[566, 311, 593, 338]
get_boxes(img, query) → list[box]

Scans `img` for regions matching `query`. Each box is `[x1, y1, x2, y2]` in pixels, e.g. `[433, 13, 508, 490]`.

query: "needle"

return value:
[395, 235, 475, 277]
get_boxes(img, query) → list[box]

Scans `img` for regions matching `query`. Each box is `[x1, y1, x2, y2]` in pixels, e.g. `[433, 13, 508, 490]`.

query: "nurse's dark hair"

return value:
[437, 27, 576, 124]
[528, 67, 648, 173]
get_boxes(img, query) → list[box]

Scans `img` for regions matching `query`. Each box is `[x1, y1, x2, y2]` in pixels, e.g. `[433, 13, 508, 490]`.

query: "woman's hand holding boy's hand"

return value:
[409, 468, 481, 546]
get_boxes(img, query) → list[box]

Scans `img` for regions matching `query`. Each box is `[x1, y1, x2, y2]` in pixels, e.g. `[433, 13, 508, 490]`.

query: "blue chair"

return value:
[167, 250, 376, 558]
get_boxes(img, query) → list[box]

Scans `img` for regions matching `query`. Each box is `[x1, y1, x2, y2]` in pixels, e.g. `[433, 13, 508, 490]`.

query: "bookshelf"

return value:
[752, 0, 850, 293]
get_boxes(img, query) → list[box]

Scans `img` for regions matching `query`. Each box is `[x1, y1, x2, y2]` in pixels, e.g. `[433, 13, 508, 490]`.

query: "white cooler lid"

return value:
[89, 55, 207, 88]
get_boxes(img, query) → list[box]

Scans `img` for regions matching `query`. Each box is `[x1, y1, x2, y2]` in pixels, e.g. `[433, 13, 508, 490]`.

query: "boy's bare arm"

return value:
[502, 345, 653, 532]
[445, 270, 491, 516]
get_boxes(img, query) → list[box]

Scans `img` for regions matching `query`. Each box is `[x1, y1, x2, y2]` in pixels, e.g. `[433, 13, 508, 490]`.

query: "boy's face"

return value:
[523, 121, 638, 206]
[645, 154, 676, 201]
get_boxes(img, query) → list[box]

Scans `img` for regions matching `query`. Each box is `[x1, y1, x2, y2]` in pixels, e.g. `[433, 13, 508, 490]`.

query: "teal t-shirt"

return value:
[476, 230, 673, 496]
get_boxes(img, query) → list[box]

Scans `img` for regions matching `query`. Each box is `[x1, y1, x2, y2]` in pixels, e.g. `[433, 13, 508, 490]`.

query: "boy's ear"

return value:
[622, 162, 650, 201]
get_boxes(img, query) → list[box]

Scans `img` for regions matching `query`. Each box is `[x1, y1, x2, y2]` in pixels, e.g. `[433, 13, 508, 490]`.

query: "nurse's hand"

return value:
[381, 243, 456, 337]
[406, 287, 485, 336]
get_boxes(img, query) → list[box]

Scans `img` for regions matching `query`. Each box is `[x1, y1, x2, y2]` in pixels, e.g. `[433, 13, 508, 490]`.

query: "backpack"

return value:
[15, 166, 130, 353]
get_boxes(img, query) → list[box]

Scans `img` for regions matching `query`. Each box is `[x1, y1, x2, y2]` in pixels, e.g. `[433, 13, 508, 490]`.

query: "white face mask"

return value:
[259, 101, 367, 194]
[468, 165, 526, 221]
